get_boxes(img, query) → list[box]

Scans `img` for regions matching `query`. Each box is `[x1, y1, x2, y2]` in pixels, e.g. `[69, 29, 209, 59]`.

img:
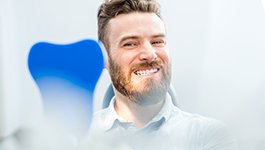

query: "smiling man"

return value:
[90, 0, 237, 149]
[106, 11, 171, 128]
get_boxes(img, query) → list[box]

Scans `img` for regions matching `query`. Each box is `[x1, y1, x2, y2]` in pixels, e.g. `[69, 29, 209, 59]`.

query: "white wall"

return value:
[0, 0, 4, 136]
[162, 0, 265, 148]
[200, 0, 265, 148]
[0, 0, 22, 138]
[0, 0, 265, 149]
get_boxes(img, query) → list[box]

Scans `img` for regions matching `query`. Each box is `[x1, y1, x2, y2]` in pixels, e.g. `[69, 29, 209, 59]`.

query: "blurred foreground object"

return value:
[27, 39, 104, 139]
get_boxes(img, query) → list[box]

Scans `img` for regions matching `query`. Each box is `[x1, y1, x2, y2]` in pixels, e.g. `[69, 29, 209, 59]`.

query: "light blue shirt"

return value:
[89, 94, 237, 150]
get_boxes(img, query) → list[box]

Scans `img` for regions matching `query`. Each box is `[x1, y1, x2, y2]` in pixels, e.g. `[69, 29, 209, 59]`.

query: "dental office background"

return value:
[1, 0, 265, 149]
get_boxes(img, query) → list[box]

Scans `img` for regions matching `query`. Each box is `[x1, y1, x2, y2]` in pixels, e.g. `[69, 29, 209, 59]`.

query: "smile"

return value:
[134, 68, 160, 76]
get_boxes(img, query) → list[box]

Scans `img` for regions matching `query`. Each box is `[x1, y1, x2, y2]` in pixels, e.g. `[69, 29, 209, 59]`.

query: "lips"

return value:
[131, 60, 163, 76]
[134, 68, 160, 76]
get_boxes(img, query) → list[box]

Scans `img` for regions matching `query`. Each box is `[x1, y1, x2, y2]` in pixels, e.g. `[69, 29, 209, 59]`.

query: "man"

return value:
[90, 0, 237, 149]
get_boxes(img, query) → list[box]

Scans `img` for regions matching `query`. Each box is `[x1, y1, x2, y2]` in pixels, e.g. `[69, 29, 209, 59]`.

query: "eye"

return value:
[151, 39, 166, 46]
[123, 43, 136, 47]
[122, 41, 139, 49]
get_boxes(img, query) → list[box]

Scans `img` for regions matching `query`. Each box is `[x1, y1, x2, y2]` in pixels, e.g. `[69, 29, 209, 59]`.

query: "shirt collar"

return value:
[104, 93, 175, 132]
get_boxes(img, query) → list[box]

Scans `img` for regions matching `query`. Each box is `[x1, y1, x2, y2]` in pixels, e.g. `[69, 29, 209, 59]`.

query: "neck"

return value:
[114, 91, 166, 128]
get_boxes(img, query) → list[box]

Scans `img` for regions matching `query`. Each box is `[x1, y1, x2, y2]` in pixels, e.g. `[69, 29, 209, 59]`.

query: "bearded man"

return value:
[89, 0, 237, 149]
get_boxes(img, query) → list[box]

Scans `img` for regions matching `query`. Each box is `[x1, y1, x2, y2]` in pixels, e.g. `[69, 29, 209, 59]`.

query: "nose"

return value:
[139, 42, 157, 62]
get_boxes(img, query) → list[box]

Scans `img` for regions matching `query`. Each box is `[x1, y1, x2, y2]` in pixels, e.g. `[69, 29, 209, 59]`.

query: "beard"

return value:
[108, 56, 171, 106]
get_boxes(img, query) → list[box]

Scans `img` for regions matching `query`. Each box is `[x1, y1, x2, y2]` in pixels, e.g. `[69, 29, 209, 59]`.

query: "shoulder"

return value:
[93, 108, 110, 121]
[172, 107, 231, 136]
[170, 108, 237, 149]
[89, 108, 112, 133]
[170, 107, 223, 127]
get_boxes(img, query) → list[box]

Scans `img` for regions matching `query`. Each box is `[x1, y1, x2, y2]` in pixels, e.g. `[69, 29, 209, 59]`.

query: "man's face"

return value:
[106, 12, 171, 105]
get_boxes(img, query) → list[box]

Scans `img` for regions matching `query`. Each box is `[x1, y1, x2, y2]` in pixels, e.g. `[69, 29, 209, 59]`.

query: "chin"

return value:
[130, 80, 167, 106]
[132, 78, 155, 91]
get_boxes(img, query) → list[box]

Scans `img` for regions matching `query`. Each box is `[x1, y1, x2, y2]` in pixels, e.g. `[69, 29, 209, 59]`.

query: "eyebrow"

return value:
[151, 33, 166, 39]
[119, 35, 139, 44]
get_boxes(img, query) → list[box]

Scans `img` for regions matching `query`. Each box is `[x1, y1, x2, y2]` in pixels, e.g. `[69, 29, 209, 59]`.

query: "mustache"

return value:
[131, 60, 163, 70]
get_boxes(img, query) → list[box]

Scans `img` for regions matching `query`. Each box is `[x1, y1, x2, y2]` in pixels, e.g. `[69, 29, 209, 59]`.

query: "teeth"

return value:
[135, 68, 159, 76]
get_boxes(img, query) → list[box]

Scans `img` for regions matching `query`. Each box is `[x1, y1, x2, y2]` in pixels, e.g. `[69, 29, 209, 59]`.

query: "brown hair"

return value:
[97, 0, 162, 52]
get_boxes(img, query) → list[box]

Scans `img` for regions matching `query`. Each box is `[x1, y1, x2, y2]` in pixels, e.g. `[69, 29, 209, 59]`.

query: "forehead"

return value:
[107, 12, 166, 41]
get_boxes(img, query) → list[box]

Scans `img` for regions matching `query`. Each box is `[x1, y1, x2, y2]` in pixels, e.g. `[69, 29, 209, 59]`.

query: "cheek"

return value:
[120, 55, 138, 79]
[157, 50, 170, 64]
[119, 51, 139, 67]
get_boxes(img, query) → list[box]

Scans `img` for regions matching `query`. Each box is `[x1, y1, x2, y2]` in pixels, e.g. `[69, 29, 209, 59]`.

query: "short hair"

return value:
[97, 0, 162, 52]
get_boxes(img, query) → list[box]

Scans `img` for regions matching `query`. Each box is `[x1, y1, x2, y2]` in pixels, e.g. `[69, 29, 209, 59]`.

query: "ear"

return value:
[105, 57, 110, 71]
